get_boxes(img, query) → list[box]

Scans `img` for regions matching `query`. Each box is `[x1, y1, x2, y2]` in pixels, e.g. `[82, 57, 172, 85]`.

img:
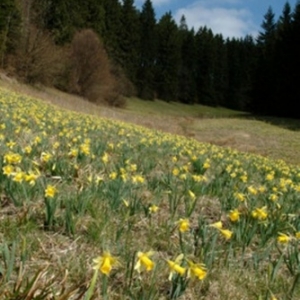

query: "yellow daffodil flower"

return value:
[45, 185, 57, 198]
[228, 209, 240, 222]
[277, 233, 291, 244]
[167, 254, 186, 280]
[219, 229, 233, 240]
[2, 165, 14, 176]
[209, 221, 223, 229]
[251, 206, 268, 220]
[93, 252, 120, 275]
[177, 218, 190, 233]
[149, 204, 159, 213]
[188, 190, 196, 201]
[187, 260, 207, 280]
[134, 251, 155, 273]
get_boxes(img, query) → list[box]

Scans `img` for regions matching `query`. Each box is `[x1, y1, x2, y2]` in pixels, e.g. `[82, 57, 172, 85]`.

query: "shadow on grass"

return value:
[197, 108, 300, 131]
[238, 114, 300, 131]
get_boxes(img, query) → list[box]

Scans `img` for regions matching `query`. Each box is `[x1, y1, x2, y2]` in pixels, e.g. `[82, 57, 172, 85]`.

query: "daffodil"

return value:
[188, 190, 196, 201]
[167, 254, 186, 280]
[102, 152, 109, 164]
[2, 165, 14, 176]
[93, 252, 120, 275]
[25, 172, 39, 186]
[177, 218, 190, 233]
[134, 251, 155, 273]
[251, 206, 268, 220]
[41, 152, 52, 163]
[228, 209, 240, 222]
[247, 185, 257, 195]
[187, 260, 207, 280]
[45, 185, 57, 198]
[277, 233, 291, 244]
[109, 172, 117, 180]
[234, 192, 246, 202]
[149, 204, 159, 213]
[219, 229, 233, 240]
[209, 221, 223, 229]
[13, 170, 25, 183]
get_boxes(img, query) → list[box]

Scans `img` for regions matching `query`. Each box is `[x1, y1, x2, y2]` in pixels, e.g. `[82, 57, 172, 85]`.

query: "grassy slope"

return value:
[1, 74, 299, 166]
[1, 76, 300, 299]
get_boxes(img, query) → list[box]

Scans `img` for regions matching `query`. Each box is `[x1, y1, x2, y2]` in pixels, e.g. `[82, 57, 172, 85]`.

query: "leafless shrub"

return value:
[68, 29, 126, 107]
[14, 26, 63, 85]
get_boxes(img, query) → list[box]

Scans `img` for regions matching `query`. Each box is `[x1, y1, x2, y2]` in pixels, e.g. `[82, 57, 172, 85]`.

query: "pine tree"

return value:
[213, 34, 227, 107]
[119, 0, 140, 85]
[226, 36, 257, 110]
[137, 0, 157, 100]
[194, 27, 216, 105]
[177, 16, 197, 104]
[253, 6, 278, 115]
[155, 12, 181, 101]
[101, 0, 123, 63]
[257, 7, 277, 46]
[278, 1, 292, 32]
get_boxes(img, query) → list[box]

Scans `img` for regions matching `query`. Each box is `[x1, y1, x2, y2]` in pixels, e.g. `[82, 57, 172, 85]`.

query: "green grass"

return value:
[125, 97, 247, 118]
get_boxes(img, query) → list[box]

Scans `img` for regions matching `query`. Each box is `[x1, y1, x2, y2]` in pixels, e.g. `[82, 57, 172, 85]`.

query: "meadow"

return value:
[0, 85, 300, 299]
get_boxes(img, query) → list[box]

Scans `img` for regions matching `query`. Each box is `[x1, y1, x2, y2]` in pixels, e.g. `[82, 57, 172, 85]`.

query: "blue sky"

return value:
[134, 0, 299, 38]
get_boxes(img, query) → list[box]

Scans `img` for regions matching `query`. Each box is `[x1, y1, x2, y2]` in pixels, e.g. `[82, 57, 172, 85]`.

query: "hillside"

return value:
[0, 80, 300, 299]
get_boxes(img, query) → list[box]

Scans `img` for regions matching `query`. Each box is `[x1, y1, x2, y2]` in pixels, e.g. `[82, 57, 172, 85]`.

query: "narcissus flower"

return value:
[102, 152, 109, 164]
[149, 204, 159, 213]
[134, 251, 155, 273]
[234, 192, 246, 202]
[167, 254, 186, 280]
[13, 170, 25, 183]
[219, 229, 233, 240]
[247, 185, 258, 195]
[251, 206, 268, 220]
[2, 165, 14, 176]
[188, 190, 196, 201]
[45, 185, 57, 198]
[177, 218, 190, 233]
[41, 152, 52, 163]
[4, 152, 22, 164]
[209, 221, 223, 229]
[93, 252, 120, 275]
[228, 209, 240, 222]
[277, 233, 291, 244]
[187, 260, 207, 280]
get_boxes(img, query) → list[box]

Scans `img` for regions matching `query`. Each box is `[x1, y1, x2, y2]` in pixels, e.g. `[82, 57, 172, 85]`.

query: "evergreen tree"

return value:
[253, 6, 278, 115]
[119, 0, 140, 84]
[257, 6, 277, 46]
[155, 12, 181, 101]
[213, 34, 227, 107]
[278, 1, 292, 32]
[101, 0, 123, 64]
[37, 0, 82, 44]
[279, 1, 300, 118]
[226, 36, 257, 110]
[194, 27, 216, 105]
[177, 16, 197, 104]
[137, 0, 157, 100]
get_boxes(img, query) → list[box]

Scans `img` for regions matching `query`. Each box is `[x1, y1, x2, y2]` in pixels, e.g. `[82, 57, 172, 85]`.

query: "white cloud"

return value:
[174, 1, 258, 38]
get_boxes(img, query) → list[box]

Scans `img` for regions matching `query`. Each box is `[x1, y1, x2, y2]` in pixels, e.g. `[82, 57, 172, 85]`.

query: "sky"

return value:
[134, 0, 299, 38]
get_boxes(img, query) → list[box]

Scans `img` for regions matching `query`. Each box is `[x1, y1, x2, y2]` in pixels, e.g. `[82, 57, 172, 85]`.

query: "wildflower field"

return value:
[0, 87, 300, 299]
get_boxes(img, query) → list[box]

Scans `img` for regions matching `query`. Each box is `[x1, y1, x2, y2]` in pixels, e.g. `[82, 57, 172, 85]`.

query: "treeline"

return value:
[0, 0, 299, 117]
